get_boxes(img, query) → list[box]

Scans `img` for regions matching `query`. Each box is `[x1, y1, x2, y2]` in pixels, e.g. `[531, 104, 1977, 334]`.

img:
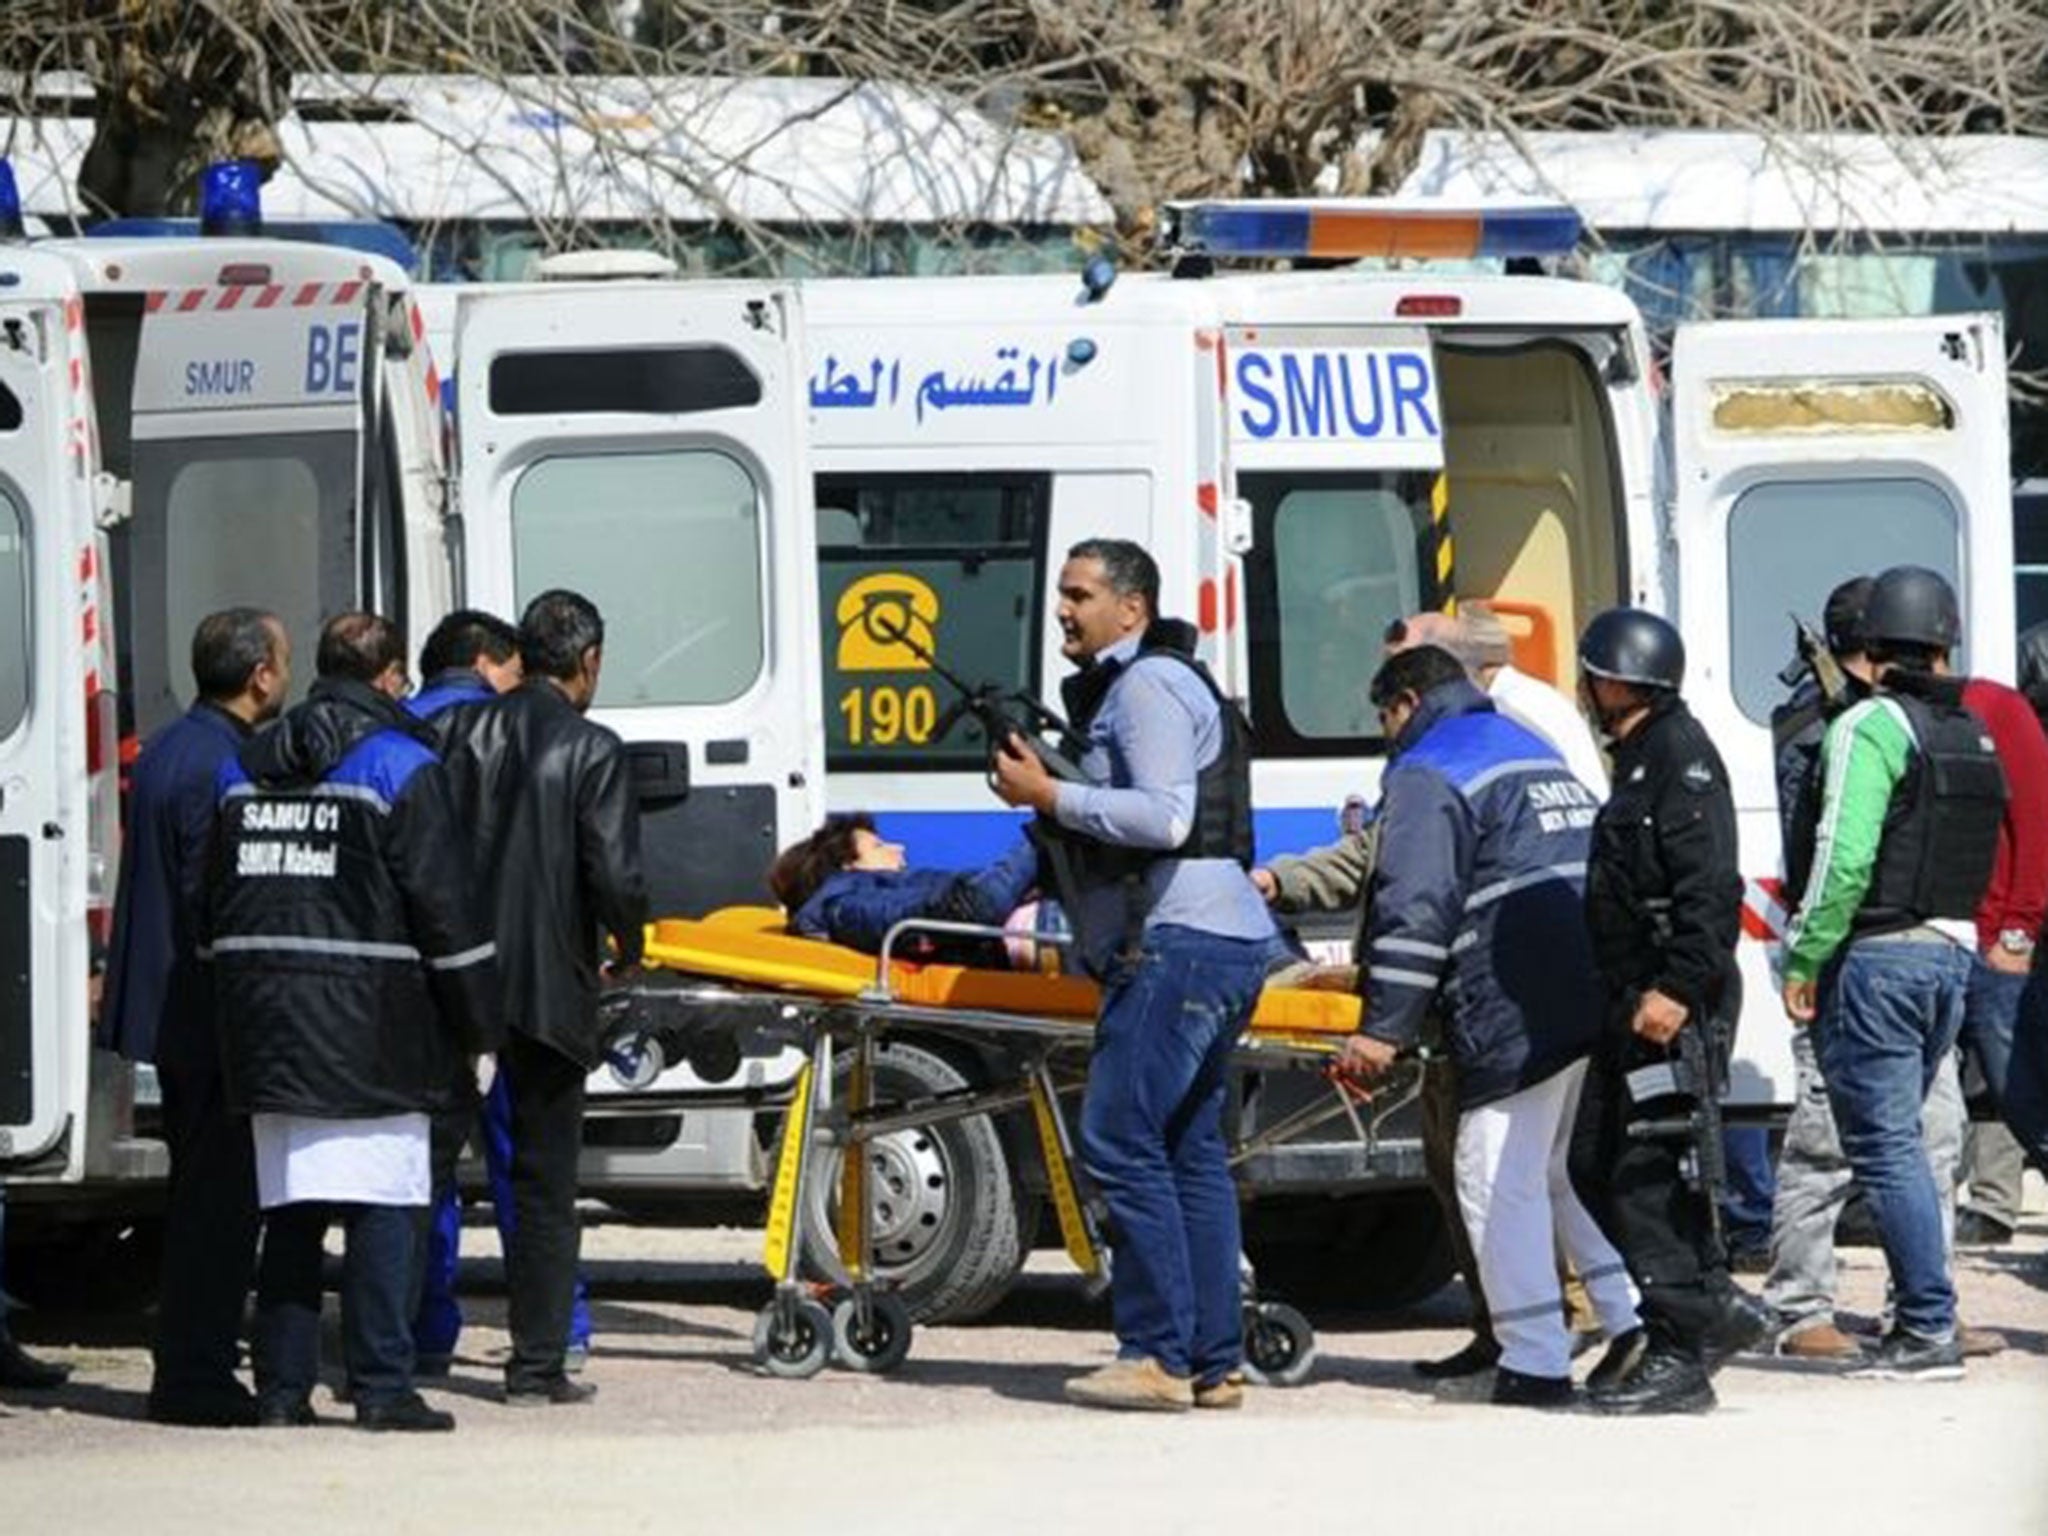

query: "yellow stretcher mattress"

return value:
[641, 909, 1362, 1040]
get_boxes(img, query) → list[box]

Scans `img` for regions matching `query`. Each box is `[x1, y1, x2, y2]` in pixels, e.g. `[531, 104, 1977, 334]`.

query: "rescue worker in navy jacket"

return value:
[208, 612, 499, 1432]
[440, 589, 648, 1406]
[99, 607, 290, 1424]
[1567, 608, 1768, 1415]
[1341, 645, 1641, 1408]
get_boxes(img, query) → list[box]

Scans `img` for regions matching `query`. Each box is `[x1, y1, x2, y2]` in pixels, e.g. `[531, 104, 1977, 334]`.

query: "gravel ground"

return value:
[3, 1212, 2045, 1535]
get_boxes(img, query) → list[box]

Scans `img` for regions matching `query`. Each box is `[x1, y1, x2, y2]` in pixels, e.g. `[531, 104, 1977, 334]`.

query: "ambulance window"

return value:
[512, 450, 762, 707]
[489, 348, 762, 416]
[1727, 477, 1960, 724]
[815, 472, 1048, 771]
[164, 457, 323, 709]
[0, 492, 26, 741]
[1241, 471, 1443, 755]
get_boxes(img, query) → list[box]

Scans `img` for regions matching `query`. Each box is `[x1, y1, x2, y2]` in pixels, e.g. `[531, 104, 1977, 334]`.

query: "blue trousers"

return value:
[1813, 937, 1969, 1341]
[413, 1073, 591, 1358]
[1078, 924, 1266, 1384]
[257, 1201, 417, 1412]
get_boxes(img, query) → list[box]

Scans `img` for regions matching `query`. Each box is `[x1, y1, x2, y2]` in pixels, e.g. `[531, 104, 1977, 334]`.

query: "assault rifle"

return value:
[1776, 613, 1849, 708]
[1624, 1014, 1733, 1252]
[864, 612, 1089, 785]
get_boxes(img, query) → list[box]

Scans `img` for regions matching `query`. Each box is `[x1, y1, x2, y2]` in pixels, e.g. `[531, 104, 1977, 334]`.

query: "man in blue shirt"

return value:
[995, 538, 1273, 1412]
[101, 608, 290, 1426]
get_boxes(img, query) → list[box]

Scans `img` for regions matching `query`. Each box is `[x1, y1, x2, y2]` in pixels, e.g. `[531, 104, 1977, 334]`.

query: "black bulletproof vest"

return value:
[1854, 689, 2007, 935]
[1058, 620, 1254, 869]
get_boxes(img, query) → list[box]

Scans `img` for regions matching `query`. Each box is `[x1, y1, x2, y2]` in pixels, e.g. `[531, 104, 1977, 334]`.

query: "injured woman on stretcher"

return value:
[765, 812, 1310, 977]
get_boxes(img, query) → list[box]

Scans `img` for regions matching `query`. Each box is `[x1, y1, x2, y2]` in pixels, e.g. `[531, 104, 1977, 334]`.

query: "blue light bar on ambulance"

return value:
[0, 159, 22, 241]
[1161, 200, 1583, 262]
[199, 160, 263, 237]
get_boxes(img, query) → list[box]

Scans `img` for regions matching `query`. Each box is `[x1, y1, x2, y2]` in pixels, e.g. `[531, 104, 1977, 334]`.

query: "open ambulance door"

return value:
[120, 266, 387, 739]
[0, 266, 86, 1171]
[455, 283, 822, 918]
[1671, 313, 2013, 1103]
[1219, 322, 1449, 861]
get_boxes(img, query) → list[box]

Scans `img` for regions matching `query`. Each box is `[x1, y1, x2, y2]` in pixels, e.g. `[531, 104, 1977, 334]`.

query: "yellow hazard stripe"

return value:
[764, 1062, 813, 1280]
[1031, 1077, 1102, 1278]
[834, 1053, 870, 1280]
[1431, 472, 1454, 604]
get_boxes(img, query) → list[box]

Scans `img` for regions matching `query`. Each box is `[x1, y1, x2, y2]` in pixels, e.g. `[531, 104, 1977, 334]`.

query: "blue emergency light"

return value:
[0, 159, 23, 241]
[1161, 200, 1583, 262]
[199, 160, 263, 237]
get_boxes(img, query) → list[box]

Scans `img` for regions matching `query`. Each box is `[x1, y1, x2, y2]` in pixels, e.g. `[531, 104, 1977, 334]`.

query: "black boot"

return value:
[1587, 1348, 1715, 1415]
[1702, 1287, 1771, 1371]
[356, 1391, 456, 1432]
[1585, 1327, 1646, 1394]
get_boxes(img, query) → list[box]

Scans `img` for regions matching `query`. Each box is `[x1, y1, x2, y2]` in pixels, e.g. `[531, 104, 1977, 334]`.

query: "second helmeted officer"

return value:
[1567, 609, 1768, 1414]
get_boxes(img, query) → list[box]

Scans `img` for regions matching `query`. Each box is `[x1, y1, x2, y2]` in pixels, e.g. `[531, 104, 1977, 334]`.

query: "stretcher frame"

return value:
[605, 914, 1426, 1381]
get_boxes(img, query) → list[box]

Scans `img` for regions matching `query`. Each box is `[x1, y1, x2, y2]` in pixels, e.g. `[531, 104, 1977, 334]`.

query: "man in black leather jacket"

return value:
[445, 589, 647, 1406]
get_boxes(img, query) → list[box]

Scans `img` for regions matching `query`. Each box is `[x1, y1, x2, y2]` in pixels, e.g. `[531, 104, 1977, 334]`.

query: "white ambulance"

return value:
[438, 201, 2012, 1314]
[0, 187, 456, 1298]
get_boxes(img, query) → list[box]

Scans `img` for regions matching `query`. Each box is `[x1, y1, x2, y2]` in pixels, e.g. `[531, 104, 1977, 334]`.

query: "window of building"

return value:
[1727, 476, 1961, 724]
[512, 450, 764, 707]
[815, 472, 1049, 770]
[1242, 471, 1442, 756]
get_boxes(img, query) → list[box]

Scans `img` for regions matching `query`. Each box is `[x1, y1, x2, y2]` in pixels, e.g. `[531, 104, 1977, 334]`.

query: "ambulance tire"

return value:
[1243, 1189, 1457, 1313]
[795, 1040, 1025, 1325]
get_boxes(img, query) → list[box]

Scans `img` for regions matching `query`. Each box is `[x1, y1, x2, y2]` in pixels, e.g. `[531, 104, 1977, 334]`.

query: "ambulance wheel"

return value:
[829, 1291, 914, 1374]
[794, 1040, 1025, 1325]
[753, 1298, 834, 1379]
[1242, 1302, 1317, 1387]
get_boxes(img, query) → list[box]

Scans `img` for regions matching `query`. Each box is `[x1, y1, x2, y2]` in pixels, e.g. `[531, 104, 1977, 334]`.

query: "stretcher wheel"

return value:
[829, 1291, 914, 1374]
[753, 1297, 834, 1379]
[1242, 1301, 1317, 1387]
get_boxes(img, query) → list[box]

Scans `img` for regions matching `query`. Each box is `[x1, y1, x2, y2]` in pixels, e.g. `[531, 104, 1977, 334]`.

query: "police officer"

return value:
[1567, 609, 1767, 1414]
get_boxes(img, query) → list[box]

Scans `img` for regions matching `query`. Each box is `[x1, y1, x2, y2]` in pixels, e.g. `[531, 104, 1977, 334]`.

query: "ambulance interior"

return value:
[1243, 335, 1624, 755]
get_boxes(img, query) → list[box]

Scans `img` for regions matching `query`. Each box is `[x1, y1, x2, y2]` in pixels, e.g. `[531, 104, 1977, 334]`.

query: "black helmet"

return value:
[1578, 607, 1685, 691]
[1823, 575, 1876, 656]
[1863, 565, 1960, 652]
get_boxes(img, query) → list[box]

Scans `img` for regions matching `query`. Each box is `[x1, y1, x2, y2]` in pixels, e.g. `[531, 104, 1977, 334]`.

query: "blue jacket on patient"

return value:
[791, 835, 1041, 956]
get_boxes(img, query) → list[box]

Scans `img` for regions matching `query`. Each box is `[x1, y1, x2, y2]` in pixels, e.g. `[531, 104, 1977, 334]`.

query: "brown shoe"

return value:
[1776, 1322, 1866, 1362]
[1193, 1372, 1245, 1410]
[1064, 1358, 1194, 1413]
[1957, 1325, 2007, 1359]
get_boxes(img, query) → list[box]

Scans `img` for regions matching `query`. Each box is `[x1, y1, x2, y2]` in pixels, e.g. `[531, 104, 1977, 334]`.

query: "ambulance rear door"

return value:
[455, 283, 821, 917]
[1220, 323, 1449, 859]
[115, 254, 391, 739]
[0, 257, 91, 1171]
[1672, 313, 2013, 1103]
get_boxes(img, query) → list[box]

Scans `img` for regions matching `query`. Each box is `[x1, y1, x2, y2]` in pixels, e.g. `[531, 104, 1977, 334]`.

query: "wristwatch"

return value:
[1997, 928, 2036, 957]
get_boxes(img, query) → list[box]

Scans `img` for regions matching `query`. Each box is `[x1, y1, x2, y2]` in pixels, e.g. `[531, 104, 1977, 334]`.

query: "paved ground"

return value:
[4, 1215, 2045, 1535]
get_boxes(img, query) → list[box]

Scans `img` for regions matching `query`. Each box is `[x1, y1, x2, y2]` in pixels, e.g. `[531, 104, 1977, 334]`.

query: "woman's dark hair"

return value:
[768, 813, 875, 917]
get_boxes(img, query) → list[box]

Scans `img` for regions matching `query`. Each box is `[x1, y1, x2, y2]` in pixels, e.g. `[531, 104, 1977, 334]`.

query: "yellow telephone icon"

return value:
[836, 572, 941, 672]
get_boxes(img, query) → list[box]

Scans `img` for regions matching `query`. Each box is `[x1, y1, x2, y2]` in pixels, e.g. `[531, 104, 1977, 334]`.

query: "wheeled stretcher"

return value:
[601, 907, 1424, 1382]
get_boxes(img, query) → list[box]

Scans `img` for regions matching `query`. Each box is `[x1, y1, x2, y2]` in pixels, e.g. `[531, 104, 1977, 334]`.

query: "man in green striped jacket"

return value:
[1779, 566, 2005, 1382]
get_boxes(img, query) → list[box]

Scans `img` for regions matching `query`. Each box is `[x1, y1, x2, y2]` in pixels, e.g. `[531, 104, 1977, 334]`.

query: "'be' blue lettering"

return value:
[304, 323, 363, 395]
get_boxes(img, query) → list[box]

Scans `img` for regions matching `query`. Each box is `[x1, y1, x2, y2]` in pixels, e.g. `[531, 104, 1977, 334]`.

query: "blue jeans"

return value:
[1079, 924, 1266, 1383]
[257, 1202, 419, 1412]
[2007, 967, 2048, 1172]
[415, 1074, 592, 1358]
[1721, 1126, 1776, 1254]
[1812, 937, 1969, 1341]
[1959, 956, 2026, 1111]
